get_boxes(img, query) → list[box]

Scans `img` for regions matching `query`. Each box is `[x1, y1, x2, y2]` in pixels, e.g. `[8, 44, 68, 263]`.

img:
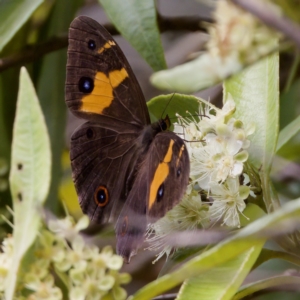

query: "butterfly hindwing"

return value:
[147, 132, 190, 219]
[115, 173, 148, 262]
[70, 121, 141, 223]
[115, 132, 189, 262]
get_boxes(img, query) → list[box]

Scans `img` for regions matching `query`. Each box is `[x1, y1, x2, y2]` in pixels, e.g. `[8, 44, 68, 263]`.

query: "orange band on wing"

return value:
[176, 144, 185, 167]
[98, 40, 116, 54]
[109, 68, 128, 88]
[80, 68, 128, 114]
[148, 139, 174, 210]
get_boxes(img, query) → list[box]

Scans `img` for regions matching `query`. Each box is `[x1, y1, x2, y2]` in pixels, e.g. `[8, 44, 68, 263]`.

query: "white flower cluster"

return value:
[146, 97, 255, 261]
[182, 98, 255, 227]
[0, 215, 130, 300]
[146, 191, 210, 262]
[208, 0, 280, 66]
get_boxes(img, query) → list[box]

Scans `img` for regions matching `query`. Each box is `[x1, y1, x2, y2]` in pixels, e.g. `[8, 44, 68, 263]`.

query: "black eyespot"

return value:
[94, 186, 109, 207]
[78, 77, 94, 93]
[177, 168, 181, 177]
[97, 189, 106, 203]
[88, 39, 96, 50]
[98, 192, 105, 202]
[17, 163, 23, 170]
[157, 184, 164, 202]
[86, 128, 94, 139]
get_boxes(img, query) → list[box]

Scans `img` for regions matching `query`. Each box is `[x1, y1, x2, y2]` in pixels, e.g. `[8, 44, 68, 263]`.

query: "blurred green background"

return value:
[1, 0, 300, 298]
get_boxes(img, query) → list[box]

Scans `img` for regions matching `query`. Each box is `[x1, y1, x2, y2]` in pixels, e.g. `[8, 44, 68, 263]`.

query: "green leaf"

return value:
[159, 247, 206, 277]
[131, 197, 300, 300]
[233, 275, 300, 300]
[0, 0, 43, 52]
[253, 248, 300, 270]
[276, 115, 300, 152]
[147, 93, 204, 125]
[224, 53, 280, 212]
[280, 78, 300, 129]
[177, 246, 262, 300]
[240, 203, 266, 227]
[6, 67, 51, 300]
[224, 53, 279, 173]
[0, 23, 33, 210]
[36, 0, 83, 212]
[99, 0, 166, 71]
[150, 53, 226, 93]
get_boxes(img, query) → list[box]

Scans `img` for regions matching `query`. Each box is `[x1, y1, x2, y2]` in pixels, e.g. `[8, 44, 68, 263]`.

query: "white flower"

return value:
[207, 0, 280, 65]
[209, 178, 250, 227]
[146, 191, 209, 262]
[147, 97, 255, 262]
[175, 113, 203, 148]
[48, 215, 89, 242]
[190, 134, 248, 189]
[0, 236, 14, 291]
[0, 211, 129, 300]
[25, 274, 62, 300]
[189, 143, 221, 189]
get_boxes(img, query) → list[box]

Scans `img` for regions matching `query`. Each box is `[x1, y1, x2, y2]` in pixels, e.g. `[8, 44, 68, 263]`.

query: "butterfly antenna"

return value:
[161, 93, 176, 119]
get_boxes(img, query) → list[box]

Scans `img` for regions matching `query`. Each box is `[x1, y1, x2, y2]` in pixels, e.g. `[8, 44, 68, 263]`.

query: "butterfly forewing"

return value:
[65, 16, 151, 224]
[65, 16, 150, 126]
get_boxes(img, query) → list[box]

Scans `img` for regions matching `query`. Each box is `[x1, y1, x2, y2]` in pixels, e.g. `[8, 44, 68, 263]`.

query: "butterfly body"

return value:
[65, 16, 189, 262]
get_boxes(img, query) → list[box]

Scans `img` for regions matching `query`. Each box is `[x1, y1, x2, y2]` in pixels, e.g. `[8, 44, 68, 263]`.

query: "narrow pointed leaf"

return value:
[177, 245, 262, 300]
[276, 114, 300, 152]
[223, 53, 279, 173]
[150, 53, 229, 93]
[37, 0, 83, 211]
[176, 205, 265, 300]
[0, 0, 43, 52]
[99, 0, 166, 71]
[6, 67, 51, 299]
[131, 198, 300, 300]
[224, 52, 279, 211]
[233, 275, 300, 300]
[253, 248, 300, 270]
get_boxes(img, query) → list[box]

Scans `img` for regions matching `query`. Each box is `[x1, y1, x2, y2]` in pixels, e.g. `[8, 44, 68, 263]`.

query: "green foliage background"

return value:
[1, 0, 300, 299]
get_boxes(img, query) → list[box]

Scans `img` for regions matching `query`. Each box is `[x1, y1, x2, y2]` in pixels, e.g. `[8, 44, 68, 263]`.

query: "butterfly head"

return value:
[152, 115, 171, 133]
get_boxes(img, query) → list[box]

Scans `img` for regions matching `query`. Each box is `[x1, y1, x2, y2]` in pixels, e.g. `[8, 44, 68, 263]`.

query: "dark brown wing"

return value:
[115, 173, 148, 263]
[147, 132, 190, 219]
[65, 16, 152, 224]
[70, 121, 141, 224]
[115, 132, 189, 262]
[65, 16, 150, 127]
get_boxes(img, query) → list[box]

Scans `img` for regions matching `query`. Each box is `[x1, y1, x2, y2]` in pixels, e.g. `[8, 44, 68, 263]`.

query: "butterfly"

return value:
[65, 16, 190, 263]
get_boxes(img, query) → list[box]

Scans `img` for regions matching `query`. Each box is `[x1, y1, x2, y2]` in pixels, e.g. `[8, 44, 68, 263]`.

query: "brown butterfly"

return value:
[65, 16, 189, 262]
